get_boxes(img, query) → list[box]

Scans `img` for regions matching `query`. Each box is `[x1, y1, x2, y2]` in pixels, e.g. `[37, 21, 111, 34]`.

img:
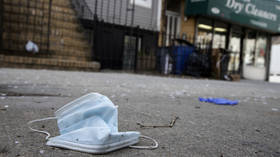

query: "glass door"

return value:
[228, 26, 242, 73]
[255, 33, 267, 68]
[243, 31, 256, 66]
[242, 30, 267, 80]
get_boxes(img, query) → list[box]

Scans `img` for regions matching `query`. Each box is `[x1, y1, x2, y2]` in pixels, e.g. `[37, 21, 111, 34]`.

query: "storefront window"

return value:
[255, 34, 267, 68]
[243, 31, 267, 68]
[196, 18, 213, 49]
[213, 22, 227, 49]
[228, 26, 242, 72]
[242, 30, 268, 80]
[243, 31, 256, 66]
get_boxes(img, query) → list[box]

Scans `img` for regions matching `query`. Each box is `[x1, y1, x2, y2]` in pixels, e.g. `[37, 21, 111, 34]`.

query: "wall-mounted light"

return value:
[214, 27, 227, 32]
[198, 24, 212, 30]
[198, 24, 227, 33]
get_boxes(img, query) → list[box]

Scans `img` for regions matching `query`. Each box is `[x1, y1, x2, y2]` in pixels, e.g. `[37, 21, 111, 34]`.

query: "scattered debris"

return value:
[15, 141, 19, 144]
[0, 145, 9, 154]
[137, 116, 179, 128]
[169, 90, 186, 99]
[0, 93, 7, 96]
[199, 97, 238, 106]
[39, 150, 44, 154]
[120, 93, 127, 97]
[0, 105, 8, 111]
[272, 108, 279, 112]
[188, 121, 196, 125]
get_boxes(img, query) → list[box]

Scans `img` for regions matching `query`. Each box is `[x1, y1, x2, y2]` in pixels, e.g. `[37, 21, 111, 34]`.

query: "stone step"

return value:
[1, 0, 96, 67]
[0, 54, 100, 71]
[2, 31, 91, 51]
[3, 3, 78, 22]
[3, 20, 88, 41]
[4, 0, 75, 15]
[3, 10, 79, 28]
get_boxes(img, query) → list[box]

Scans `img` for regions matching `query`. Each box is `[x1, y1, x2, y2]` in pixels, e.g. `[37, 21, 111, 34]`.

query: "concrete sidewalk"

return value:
[0, 68, 279, 157]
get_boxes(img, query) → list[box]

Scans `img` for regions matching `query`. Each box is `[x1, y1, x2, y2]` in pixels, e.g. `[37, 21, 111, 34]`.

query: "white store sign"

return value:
[130, 0, 152, 8]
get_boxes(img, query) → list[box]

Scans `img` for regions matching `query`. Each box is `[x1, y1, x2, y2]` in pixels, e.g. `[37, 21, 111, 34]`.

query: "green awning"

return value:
[185, 0, 280, 33]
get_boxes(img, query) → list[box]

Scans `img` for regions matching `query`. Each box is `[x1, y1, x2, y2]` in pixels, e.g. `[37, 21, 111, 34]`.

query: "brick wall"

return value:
[0, 0, 100, 70]
[179, 0, 195, 40]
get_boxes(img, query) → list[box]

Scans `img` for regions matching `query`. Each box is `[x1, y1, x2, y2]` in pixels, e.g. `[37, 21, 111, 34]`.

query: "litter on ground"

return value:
[28, 93, 158, 154]
[199, 97, 239, 106]
[137, 116, 179, 128]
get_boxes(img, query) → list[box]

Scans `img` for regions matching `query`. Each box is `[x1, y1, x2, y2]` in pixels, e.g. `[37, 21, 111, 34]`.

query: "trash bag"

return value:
[184, 51, 211, 77]
[25, 40, 39, 53]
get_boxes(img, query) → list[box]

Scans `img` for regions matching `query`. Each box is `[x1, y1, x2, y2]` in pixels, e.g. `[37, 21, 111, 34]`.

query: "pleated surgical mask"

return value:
[28, 93, 158, 154]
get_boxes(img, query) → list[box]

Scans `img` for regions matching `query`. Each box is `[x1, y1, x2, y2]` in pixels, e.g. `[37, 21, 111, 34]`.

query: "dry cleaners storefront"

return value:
[185, 0, 280, 81]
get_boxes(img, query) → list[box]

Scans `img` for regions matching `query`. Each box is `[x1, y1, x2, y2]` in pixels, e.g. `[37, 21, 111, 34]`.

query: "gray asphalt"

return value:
[0, 68, 279, 157]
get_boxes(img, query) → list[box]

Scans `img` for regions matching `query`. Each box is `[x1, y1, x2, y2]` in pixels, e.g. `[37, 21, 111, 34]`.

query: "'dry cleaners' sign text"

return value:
[225, 0, 277, 21]
[185, 0, 280, 33]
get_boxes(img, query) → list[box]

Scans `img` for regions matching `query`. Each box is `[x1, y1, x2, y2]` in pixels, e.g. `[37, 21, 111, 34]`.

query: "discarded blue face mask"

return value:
[28, 93, 158, 154]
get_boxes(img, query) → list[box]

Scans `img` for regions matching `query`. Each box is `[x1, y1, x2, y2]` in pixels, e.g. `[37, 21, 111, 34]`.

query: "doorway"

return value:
[242, 31, 268, 80]
[122, 35, 142, 71]
[165, 10, 181, 46]
[228, 26, 242, 74]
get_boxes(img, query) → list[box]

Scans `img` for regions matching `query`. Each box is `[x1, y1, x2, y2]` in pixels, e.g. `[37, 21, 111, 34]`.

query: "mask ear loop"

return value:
[27, 117, 57, 140]
[129, 135, 159, 149]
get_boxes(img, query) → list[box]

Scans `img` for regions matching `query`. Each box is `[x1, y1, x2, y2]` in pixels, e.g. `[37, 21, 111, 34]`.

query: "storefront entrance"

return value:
[185, 0, 280, 81]
[228, 26, 242, 74]
[242, 31, 268, 80]
[195, 17, 271, 81]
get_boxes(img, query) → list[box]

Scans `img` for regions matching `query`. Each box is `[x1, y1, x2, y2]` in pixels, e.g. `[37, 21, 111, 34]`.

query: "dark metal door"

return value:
[0, 0, 3, 49]
[94, 22, 124, 69]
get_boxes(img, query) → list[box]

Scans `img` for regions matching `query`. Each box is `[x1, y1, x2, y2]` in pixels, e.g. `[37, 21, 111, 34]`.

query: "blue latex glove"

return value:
[199, 97, 238, 106]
